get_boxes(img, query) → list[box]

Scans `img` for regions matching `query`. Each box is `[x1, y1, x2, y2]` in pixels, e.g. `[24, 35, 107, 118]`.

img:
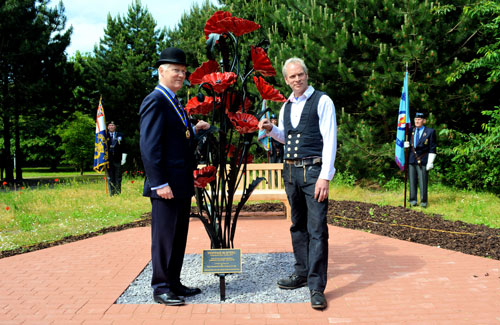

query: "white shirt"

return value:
[268, 86, 337, 181]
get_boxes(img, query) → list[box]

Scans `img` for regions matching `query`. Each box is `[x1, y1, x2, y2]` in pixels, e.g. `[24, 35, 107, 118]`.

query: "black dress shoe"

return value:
[172, 284, 202, 297]
[153, 292, 185, 306]
[277, 274, 307, 289]
[310, 290, 327, 310]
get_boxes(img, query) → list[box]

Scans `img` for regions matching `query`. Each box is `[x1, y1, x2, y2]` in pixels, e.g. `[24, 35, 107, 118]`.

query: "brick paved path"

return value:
[1, 214, 499, 324]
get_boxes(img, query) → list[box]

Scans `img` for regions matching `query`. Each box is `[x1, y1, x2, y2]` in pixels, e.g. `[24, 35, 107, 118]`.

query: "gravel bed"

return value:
[116, 252, 310, 304]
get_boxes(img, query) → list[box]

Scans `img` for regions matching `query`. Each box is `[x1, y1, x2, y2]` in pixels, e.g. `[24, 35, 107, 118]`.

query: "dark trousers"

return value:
[107, 160, 122, 196]
[283, 163, 329, 292]
[150, 197, 191, 295]
[409, 163, 428, 205]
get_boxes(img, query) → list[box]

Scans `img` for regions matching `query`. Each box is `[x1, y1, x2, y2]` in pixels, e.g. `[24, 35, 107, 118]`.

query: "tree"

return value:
[0, 0, 72, 181]
[214, 0, 499, 179]
[83, 0, 167, 171]
[439, 1, 500, 83]
[56, 112, 95, 175]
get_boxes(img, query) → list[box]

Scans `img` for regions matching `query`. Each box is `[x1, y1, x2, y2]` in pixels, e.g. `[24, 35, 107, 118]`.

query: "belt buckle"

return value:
[294, 159, 304, 167]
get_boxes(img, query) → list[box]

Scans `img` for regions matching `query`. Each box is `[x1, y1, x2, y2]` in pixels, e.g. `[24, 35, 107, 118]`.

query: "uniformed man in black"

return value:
[105, 121, 126, 196]
[259, 57, 337, 310]
[409, 112, 437, 207]
[139, 48, 209, 306]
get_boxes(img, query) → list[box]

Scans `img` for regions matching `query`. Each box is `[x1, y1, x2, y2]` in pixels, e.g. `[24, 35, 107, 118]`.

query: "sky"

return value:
[52, 0, 214, 56]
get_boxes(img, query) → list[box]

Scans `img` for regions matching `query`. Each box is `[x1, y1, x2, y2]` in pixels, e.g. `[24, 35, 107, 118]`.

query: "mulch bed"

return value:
[1, 200, 498, 260]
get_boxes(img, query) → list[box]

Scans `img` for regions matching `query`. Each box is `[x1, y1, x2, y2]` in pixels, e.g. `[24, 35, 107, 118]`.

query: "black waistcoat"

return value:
[283, 90, 324, 159]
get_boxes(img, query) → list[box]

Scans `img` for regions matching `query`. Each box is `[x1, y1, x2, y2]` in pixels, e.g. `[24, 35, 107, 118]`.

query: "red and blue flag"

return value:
[93, 97, 109, 172]
[395, 71, 410, 171]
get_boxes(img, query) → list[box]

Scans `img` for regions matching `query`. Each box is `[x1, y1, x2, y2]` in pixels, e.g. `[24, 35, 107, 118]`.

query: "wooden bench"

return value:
[233, 163, 290, 220]
[194, 163, 291, 220]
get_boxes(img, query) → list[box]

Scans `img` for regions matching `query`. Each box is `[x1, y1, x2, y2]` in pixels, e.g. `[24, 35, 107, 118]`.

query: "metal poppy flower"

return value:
[228, 112, 259, 134]
[189, 60, 220, 85]
[204, 11, 232, 39]
[193, 165, 217, 188]
[226, 144, 236, 158]
[253, 76, 287, 102]
[217, 16, 261, 37]
[185, 96, 215, 115]
[201, 72, 238, 93]
[225, 92, 252, 113]
[251, 46, 276, 77]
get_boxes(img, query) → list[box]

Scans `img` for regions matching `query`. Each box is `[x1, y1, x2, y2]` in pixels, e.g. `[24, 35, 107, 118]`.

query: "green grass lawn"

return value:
[18, 167, 101, 178]
[1, 176, 499, 252]
[0, 177, 150, 251]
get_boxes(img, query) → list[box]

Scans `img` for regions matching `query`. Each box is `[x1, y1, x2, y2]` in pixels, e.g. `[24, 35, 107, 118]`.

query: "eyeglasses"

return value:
[169, 68, 187, 76]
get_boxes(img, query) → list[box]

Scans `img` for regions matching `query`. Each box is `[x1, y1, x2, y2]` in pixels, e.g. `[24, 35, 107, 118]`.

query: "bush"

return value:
[439, 107, 500, 193]
[56, 112, 95, 175]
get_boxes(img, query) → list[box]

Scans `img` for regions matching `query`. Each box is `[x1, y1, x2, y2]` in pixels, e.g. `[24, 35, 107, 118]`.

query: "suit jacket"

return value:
[106, 131, 125, 163]
[409, 126, 437, 165]
[139, 84, 195, 199]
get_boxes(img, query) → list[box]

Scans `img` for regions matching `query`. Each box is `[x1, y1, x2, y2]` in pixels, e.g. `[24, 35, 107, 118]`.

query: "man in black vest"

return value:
[409, 112, 437, 207]
[139, 48, 209, 306]
[258, 57, 337, 310]
[105, 121, 126, 196]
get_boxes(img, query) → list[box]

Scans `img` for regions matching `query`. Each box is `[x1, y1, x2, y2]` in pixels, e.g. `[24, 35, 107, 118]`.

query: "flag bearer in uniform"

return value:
[409, 112, 437, 208]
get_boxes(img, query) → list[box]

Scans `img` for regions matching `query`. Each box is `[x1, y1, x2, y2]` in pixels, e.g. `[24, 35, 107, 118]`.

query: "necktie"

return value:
[415, 129, 420, 147]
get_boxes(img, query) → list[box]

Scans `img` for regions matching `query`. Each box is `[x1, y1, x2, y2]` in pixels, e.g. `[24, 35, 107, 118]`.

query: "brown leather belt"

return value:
[285, 157, 322, 167]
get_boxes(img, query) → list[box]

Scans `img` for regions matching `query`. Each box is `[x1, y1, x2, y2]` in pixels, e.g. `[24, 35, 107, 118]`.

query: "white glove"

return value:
[426, 153, 436, 171]
[121, 153, 127, 166]
[404, 141, 410, 148]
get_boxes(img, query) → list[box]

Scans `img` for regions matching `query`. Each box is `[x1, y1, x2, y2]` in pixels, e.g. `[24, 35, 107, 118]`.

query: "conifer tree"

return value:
[216, 0, 497, 178]
[84, 0, 166, 168]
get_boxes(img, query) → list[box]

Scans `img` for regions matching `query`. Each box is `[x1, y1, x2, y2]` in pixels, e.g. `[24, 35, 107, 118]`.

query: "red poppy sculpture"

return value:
[226, 144, 236, 158]
[193, 165, 217, 188]
[253, 76, 287, 102]
[217, 16, 261, 37]
[185, 96, 215, 115]
[189, 60, 220, 85]
[202, 72, 238, 93]
[204, 11, 232, 39]
[251, 46, 276, 77]
[227, 112, 259, 134]
[225, 92, 252, 113]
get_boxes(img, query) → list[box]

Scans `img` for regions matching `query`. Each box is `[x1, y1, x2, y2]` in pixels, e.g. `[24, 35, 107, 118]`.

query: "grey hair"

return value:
[158, 63, 171, 80]
[282, 57, 308, 78]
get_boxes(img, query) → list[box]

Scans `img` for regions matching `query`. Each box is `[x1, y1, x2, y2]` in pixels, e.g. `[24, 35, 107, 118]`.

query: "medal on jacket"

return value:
[155, 86, 190, 138]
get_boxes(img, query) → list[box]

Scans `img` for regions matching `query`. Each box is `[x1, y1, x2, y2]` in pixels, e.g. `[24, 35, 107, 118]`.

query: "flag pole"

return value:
[403, 63, 409, 208]
[104, 167, 109, 195]
[102, 96, 109, 196]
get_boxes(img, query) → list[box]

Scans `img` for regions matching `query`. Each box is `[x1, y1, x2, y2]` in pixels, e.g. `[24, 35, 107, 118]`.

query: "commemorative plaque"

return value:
[202, 249, 242, 274]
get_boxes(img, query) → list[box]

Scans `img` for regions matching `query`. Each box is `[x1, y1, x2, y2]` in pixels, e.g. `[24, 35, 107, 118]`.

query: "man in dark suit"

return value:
[106, 121, 126, 196]
[139, 47, 209, 306]
[409, 112, 437, 207]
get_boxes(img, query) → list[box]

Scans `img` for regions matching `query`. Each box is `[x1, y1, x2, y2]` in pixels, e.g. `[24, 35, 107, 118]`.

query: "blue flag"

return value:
[395, 71, 410, 171]
[93, 98, 109, 172]
[257, 100, 273, 152]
